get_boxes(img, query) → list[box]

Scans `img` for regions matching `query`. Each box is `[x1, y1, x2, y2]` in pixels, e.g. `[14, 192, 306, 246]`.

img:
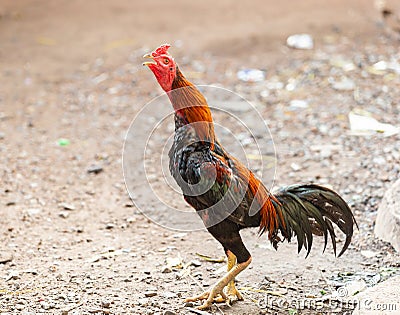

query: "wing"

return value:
[183, 150, 251, 227]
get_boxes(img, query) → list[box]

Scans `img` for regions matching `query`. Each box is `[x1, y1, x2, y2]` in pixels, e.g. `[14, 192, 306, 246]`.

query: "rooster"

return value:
[143, 44, 357, 310]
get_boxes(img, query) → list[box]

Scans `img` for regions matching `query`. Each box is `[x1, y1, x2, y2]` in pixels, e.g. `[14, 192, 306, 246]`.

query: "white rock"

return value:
[286, 34, 314, 50]
[237, 69, 265, 82]
[375, 179, 400, 252]
[332, 77, 355, 91]
[352, 276, 400, 315]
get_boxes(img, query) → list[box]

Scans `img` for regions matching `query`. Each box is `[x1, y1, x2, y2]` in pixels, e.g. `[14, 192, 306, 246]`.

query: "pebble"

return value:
[87, 165, 103, 174]
[236, 69, 265, 82]
[184, 302, 194, 307]
[286, 33, 314, 50]
[15, 303, 24, 311]
[144, 291, 157, 297]
[162, 291, 177, 298]
[0, 252, 13, 264]
[59, 203, 76, 210]
[27, 208, 41, 216]
[190, 260, 202, 267]
[289, 99, 309, 109]
[161, 266, 172, 273]
[163, 311, 177, 315]
[332, 77, 355, 91]
[59, 211, 69, 219]
[105, 223, 115, 229]
[290, 162, 302, 172]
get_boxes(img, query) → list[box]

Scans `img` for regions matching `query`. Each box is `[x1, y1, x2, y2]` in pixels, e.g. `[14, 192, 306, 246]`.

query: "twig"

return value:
[195, 253, 225, 263]
[187, 307, 213, 315]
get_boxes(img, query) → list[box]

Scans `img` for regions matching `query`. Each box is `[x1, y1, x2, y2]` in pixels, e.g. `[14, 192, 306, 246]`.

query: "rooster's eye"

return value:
[164, 58, 169, 64]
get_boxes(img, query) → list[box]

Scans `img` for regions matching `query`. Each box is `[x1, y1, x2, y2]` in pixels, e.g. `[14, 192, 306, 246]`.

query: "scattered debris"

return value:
[290, 162, 302, 172]
[289, 99, 309, 109]
[165, 255, 183, 269]
[330, 58, 356, 71]
[348, 109, 399, 136]
[286, 34, 314, 50]
[59, 211, 69, 219]
[144, 291, 157, 297]
[87, 165, 103, 174]
[331, 76, 355, 91]
[57, 138, 70, 146]
[0, 252, 13, 264]
[190, 260, 202, 267]
[195, 253, 225, 263]
[92, 73, 109, 85]
[237, 69, 265, 82]
[59, 203, 76, 211]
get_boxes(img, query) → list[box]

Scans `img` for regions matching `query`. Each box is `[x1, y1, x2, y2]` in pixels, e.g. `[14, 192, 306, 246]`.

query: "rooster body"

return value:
[144, 44, 357, 309]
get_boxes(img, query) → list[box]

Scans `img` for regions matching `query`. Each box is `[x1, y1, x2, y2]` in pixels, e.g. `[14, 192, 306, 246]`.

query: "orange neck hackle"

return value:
[169, 67, 216, 149]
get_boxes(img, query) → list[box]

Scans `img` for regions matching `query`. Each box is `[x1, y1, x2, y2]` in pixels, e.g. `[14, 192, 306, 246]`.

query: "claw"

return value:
[185, 256, 252, 310]
[185, 284, 242, 309]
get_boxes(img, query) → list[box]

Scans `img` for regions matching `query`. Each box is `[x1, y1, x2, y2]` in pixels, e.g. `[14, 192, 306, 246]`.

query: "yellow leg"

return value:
[185, 255, 251, 310]
[225, 251, 243, 304]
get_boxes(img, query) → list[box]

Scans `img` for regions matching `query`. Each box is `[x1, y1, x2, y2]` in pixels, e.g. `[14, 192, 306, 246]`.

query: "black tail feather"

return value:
[272, 184, 357, 257]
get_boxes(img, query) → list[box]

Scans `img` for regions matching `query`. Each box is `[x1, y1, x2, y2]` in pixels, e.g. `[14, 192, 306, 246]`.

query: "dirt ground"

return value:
[1, 1, 399, 314]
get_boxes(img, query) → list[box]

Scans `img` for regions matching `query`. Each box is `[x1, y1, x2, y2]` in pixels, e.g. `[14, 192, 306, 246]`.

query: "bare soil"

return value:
[0, 1, 399, 314]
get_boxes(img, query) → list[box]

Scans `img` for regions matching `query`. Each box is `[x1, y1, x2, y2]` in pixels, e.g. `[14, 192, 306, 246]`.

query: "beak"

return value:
[142, 53, 156, 66]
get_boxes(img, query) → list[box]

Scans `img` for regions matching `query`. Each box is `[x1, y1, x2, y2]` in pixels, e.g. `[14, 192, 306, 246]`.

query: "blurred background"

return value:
[1, 1, 399, 314]
[1, 0, 398, 82]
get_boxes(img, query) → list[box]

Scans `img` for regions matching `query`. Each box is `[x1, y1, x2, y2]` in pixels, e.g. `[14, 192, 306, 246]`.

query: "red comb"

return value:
[151, 44, 171, 57]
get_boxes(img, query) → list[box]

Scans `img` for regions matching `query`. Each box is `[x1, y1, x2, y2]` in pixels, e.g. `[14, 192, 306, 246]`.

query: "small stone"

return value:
[332, 77, 355, 91]
[87, 165, 103, 174]
[236, 69, 265, 82]
[361, 250, 378, 259]
[286, 34, 314, 50]
[27, 208, 41, 216]
[290, 163, 301, 172]
[59, 203, 76, 211]
[289, 100, 309, 109]
[101, 300, 111, 308]
[162, 291, 177, 298]
[161, 266, 172, 273]
[126, 217, 136, 223]
[184, 302, 194, 307]
[6, 271, 19, 280]
[15, 303, 24, 311]
[373, 156, 386, 165]
[144, 291, 157, 297]
[190, 260, 202, 267]
[105, 223, 115, 229]
[0, 252, 13, 264]
[59, 211, 69, 219]
[40, 301, 52, 310]
[163, 311, 177, 315]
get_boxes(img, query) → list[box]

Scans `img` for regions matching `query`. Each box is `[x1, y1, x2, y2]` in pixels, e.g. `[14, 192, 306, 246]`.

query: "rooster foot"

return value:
[185, 285, 228, 310]
[225, 281, 243, 305]
[185, 282, 242, 309]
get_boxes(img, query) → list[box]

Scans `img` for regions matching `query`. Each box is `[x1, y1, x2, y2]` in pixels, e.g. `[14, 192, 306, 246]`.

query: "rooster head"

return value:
[143, 44, 176, 92]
